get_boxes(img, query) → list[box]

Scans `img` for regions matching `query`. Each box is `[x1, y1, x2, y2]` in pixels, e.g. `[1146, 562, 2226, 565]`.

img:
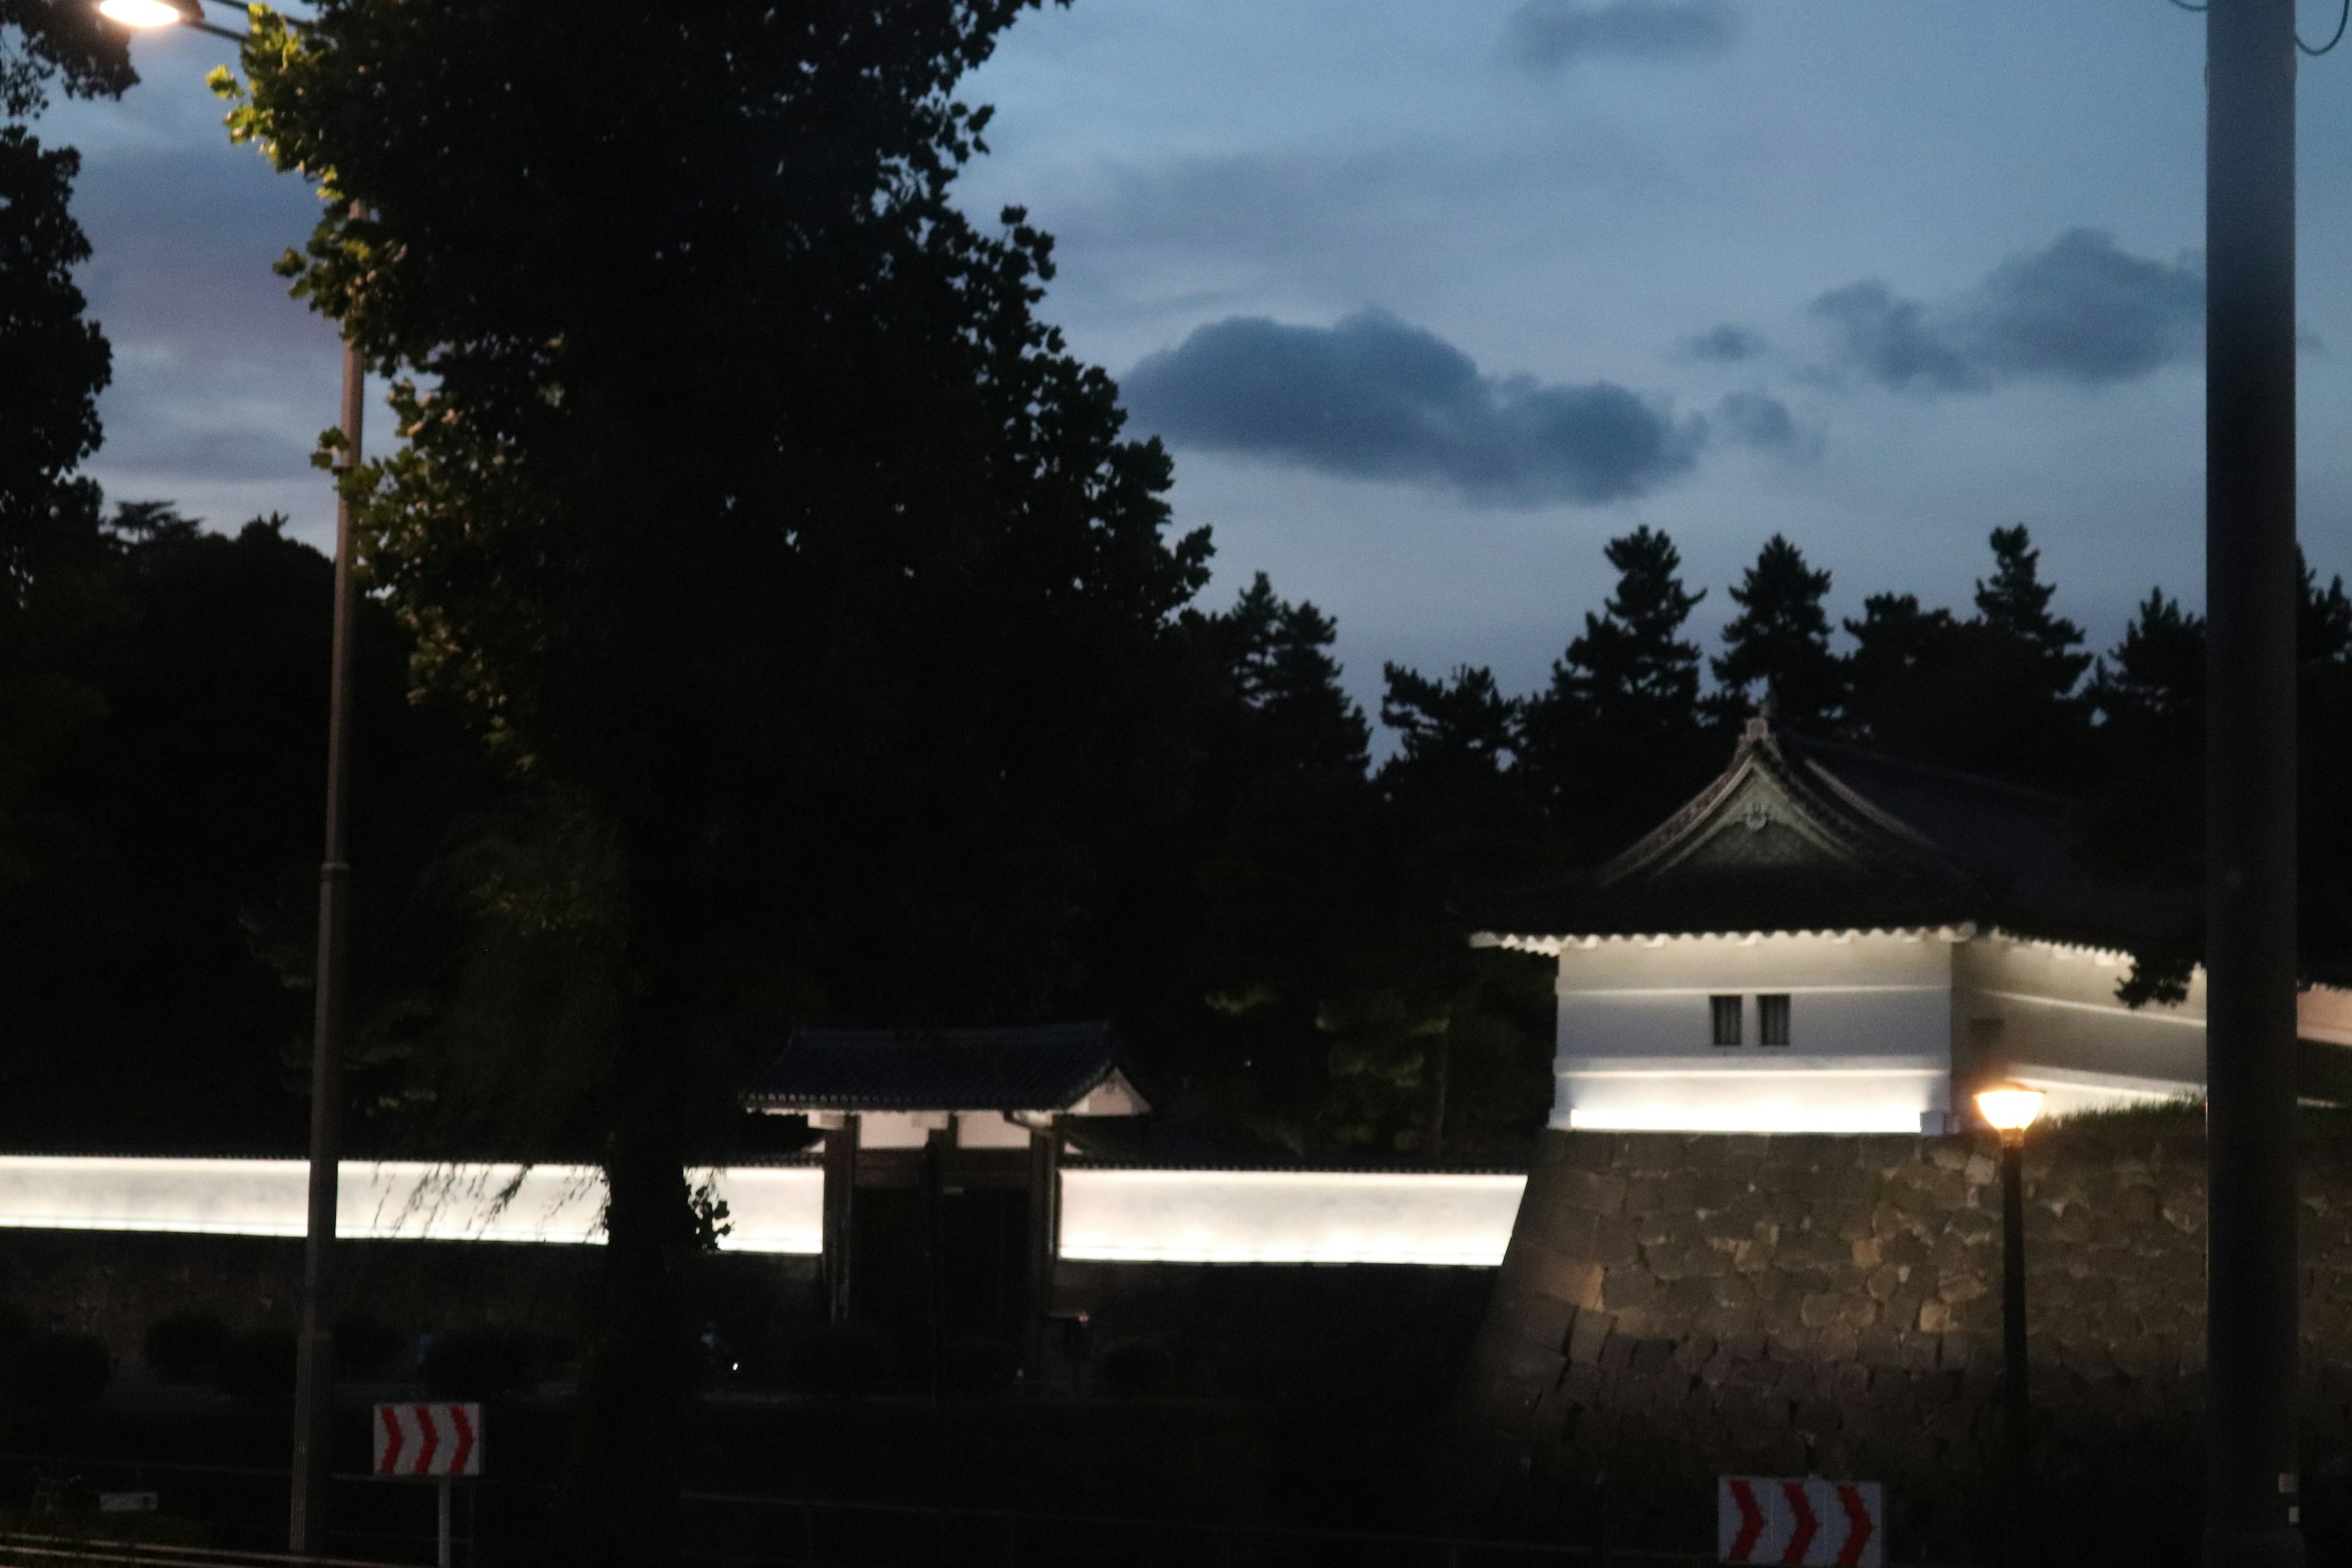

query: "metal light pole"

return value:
[2204, 2, 2305, 1566]
[1977, 1084, 2045, 1568]
[288, 309, 363, 1556]
[94, 5, 361, 1550]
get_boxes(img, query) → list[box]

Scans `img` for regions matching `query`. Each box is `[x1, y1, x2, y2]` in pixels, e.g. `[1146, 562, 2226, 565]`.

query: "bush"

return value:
[7, 1334, 112, 1412]
[787, 1324, 891, 1397]
[143, 1313, 229, 1381]
[213, 1329, 297, 1407]
[334, 1314, 403, 1378]
[420, 1329, 533, 1398]
[937, 1335, 1018, 1396]
[1094, 1337, 1175, 1398]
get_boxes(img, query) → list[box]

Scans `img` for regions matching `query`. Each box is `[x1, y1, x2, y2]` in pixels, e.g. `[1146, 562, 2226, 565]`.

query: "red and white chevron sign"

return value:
[1717, 1476, 1882, 1567]
[372, 1403, 482, 1478]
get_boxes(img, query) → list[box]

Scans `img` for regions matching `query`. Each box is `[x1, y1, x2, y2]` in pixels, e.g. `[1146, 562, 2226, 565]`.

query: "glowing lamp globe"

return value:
[1975, 1083, 2046, 1138]
[98, 0, 186, 26]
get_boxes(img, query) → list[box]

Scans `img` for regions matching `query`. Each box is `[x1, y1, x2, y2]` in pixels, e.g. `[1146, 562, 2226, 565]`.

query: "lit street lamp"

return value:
[97, 1, 359, 1555]
[1976, 1082, 2045, 1568]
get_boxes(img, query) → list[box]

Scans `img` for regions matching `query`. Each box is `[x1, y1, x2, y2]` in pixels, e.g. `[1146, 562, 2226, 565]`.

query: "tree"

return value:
[1201, 573, 1371, 776]
[1708, 533, 1841, 729]
[222, 2, 1208, 1553]
[1520, 526, 1716, 859]
[0, 510, 475, 1150]
[1, 0, 134, 879]
[1975, 524, 2093, 696]
[1841, 526, 2092, 790]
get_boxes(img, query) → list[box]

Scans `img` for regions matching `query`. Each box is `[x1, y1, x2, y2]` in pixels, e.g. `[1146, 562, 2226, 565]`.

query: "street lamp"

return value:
[96, 0, 246, 42]
[1975, 1082, 2045, 1568]
[95, 3, 358, 1555]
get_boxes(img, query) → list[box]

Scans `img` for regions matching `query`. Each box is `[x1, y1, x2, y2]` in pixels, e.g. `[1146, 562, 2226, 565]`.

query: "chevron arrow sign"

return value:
[1717, 1476, 1881, 1567]
[372, 1403, 483, 1478]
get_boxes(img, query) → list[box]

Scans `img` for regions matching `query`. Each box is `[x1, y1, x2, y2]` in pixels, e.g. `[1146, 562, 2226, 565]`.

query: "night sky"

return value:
[39, 0, 2352, 721]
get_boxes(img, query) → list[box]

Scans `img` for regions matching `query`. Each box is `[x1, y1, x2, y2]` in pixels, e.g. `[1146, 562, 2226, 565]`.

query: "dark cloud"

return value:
[1123, 308, 1703, 507]
[1713, 390, 1803, 453]
[1685, 323, 1765, 362]
[1509, 0, 1738, 66]
[1811, 228, 2203, 395]
[1811, 281, 1986, 394]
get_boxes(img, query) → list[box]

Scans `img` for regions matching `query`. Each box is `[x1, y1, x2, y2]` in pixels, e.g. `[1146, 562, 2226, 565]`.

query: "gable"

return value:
[1624, 764, 1873, 881]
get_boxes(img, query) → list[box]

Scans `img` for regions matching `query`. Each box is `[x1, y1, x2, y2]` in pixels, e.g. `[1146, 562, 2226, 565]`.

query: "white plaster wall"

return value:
[1552, 932, 1956, 1133]
[1951, 936, 2206, 1114]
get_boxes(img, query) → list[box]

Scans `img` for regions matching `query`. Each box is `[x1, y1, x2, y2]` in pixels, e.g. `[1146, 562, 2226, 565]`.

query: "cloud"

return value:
[1122, 308, 1703, 507]
[1713, 390, 1804, 453]
[1685, 323, 1765, 362]
[1811, 228, 2203, 395]
[1509, 0, 1739, 66]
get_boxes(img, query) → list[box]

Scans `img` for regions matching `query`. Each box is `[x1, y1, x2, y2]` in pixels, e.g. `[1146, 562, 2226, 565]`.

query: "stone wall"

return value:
[1441, 1122, 2352, 1564]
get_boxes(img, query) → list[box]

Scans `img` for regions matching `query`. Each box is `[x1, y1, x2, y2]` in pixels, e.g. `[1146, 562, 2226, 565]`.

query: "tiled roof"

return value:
[1473, 718, 2198, 951]
[744, 1022, 1142, 1114]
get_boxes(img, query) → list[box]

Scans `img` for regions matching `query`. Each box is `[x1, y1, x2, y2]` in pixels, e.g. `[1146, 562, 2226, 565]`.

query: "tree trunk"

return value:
[568, 1015, 695, 1567]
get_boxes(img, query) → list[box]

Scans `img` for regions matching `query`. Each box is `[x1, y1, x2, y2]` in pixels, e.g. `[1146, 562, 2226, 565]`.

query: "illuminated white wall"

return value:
[0, 1159, 823, 1256]
[0, 1159, 1521, 1267]
[1548, 931, 1959, 1133]
[1951, 936, 2206, 1115]
[1057, 1169, 1524, 1266]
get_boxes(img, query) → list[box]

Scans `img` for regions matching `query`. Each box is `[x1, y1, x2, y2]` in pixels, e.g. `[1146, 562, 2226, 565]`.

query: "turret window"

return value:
[1758, 993, 1792, 1047]
[1709, 995, 1743, 1047]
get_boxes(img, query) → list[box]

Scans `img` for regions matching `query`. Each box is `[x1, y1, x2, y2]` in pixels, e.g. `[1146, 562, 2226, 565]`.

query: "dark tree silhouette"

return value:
[1520, 526, 1716, 859]
[1708, 533, 1841, 729]
[222, 2, 1210, 1552]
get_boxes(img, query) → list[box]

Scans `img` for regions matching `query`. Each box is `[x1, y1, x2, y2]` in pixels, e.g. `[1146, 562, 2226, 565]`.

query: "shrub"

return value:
[420, 1329, 533, 1398]
[7, 1334, 112, 1412]
[214, 1329, 297, 1407]
[143, 1313, 229, 1381]
[334, 1314, 404, 1378]
[787, 1324, 891, 1397]
[1094, 1337, 1175, 1398]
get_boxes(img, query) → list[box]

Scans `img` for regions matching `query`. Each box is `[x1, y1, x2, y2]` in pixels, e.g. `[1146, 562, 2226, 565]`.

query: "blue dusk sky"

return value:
[37, 0, 2352, 722]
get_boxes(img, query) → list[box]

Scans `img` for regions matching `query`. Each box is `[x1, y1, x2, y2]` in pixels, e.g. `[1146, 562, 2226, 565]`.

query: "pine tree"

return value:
[1557, 526, 1706, 736]
[1380, 663, 1516, 775]
[1975, 524, 2091, 696]
[1203, 573, 1370, 774]
[1709, 533, 1841, 728]
[1520, 527, 1717, 859]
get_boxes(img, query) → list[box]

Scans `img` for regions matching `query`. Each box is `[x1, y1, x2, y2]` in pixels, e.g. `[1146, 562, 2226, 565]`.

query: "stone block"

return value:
[1938, 1270, 1989, 1305]
[1602, 1266, 1659, 1312]
[1518, 1291, 1575, 1355]
[1544, 1205, 1601, 1259]
[1567, 1311, 1611, 1367]
[1591, 1214, 1642, 1268]
[1521, 1245, 1607, 1312]
[1881, 1229, 1930, 1267]
[1918, 1300, 1954, 1333]
[1556, 1168, 1629, 1216]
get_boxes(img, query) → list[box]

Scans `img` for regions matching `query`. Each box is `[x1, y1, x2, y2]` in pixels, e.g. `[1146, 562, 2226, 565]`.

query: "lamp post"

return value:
[2203, 4, 2306, 1566]
[1975, 1082, 2045, 1568]
[96, 3, 356, 1554]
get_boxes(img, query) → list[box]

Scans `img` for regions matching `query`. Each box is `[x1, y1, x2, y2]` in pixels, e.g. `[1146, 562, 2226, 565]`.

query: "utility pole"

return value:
[290, 268, 366, 1556]
[2204, 2, 2305, 1566]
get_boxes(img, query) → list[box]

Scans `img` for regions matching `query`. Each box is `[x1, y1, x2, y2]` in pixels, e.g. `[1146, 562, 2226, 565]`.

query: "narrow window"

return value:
[1709, 995, 1743, 1047]
[1758, 993, 1792, 1047]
